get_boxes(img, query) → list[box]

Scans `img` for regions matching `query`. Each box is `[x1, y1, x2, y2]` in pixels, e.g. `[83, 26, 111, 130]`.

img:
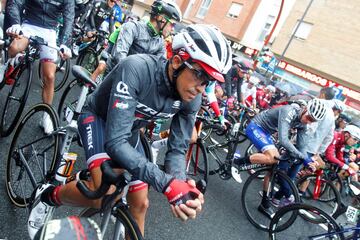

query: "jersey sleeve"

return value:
[164, 96, 201, 180]
[325, 134, 345, 167]
[278, 106, 308, 160]
[59, 0, 75, 47]
[104, 59, 173, 192]
[112, 21, 137, 64]
[206, 82, 221, 117]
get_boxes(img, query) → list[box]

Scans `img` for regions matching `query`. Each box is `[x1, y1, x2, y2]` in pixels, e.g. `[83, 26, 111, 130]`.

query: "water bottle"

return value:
[153, 121, 162, 134]
[56, 152, 78, 184]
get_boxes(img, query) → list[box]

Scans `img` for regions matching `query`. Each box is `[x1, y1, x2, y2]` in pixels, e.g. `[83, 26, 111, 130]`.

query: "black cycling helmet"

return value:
[237, 62, 250, 73]
[339, 113, 352, 124]
[34, 216, 102, 240]
[150, 0, 182, 22]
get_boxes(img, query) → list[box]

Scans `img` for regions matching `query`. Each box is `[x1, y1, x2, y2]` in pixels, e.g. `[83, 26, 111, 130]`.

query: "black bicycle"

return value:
[0, 35, 62, 137]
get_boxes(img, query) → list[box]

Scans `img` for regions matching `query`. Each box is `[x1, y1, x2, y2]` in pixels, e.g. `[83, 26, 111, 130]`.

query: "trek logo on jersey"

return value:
[86, 125, 94, 150]
[112, 99, 129, 110]
[136, 102, 176, 119]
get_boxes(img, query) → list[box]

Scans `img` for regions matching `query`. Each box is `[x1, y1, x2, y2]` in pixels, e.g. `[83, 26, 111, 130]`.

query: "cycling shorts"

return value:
[246, 121, 276, 152]
[78, 111, 148, 193]
[21, 23, 58, 62]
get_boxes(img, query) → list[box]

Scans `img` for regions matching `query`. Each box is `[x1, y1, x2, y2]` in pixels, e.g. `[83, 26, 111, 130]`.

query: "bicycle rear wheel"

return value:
[38, 58, 70, 92]
[297, 174, 341, 223]
[80, 206, 143, 240]
[5, 103, 60, 207]
[0, 62, 32, 137]
[241, 167, 300, 231]
[269, 203, 344, 240]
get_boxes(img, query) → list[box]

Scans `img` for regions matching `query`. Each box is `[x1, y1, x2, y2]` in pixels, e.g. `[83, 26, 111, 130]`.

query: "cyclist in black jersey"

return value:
[3, 0, 74, 134]
[86, 0, 116, 35]
[90, 0, 182, 81]
[27, 24, 232, 239]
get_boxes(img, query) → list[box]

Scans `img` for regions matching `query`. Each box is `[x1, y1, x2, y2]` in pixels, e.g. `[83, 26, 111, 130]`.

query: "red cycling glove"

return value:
[163, 179, 201, 206]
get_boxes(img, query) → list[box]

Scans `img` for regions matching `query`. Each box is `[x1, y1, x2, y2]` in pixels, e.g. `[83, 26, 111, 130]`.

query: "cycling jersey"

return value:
[7, 0, 75, 46]
[325, 131, 346, 168]
[85, 54, 201, 192]
[251, 105, 308, 160]
[256, 89, 272, 110]
[224, 65, 243, 101]
[87, 0, 114, 32]
[241, 83, 256, 106]
[107, 20, 165, 70]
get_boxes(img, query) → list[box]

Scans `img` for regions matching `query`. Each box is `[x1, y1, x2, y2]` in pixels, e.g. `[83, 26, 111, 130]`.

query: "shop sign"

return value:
[276, 60, 360, 100]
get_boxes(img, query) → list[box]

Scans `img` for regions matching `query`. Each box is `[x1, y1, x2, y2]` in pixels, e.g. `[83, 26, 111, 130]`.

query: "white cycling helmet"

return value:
[172, 24, 232, 82]
[265, 85, 276, 93]
[332, 99, 346, 112]
[343, 125, 360, 141]
[249, 76, 260, 85]
[307, 98, 326, 121]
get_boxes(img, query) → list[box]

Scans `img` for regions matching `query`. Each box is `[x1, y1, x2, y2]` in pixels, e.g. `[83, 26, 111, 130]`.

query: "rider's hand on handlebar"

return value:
[59, 44, 72, 60]
[6, 24, 22, 37]
[218, 115, 230, 130]
[164, 179, 204, 222]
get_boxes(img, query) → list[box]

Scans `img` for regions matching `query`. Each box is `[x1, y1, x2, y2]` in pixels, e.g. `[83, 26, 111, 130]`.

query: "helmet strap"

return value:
[146, 20, 160, 37]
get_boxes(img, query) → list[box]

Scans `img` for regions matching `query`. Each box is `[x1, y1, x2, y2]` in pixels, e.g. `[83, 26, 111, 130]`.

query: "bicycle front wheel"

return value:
[38, 58, 70, 92]
[296, 174, 341, 223]
[269, 203, 344, 240]
[185, 139, 209, 184]
[6, 103, 60, 207]
[0, 62, 32, 137]
[241, 167, 300, 231]
[80, 206, 143, 240]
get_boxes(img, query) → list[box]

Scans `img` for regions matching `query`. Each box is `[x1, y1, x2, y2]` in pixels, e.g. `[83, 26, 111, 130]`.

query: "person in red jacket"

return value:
[256, 85, 276, 110]
[325, 125, 360, 180]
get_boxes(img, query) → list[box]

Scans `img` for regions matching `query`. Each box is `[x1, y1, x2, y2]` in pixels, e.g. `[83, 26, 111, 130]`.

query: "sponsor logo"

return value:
[135, 102, 176, 119]
[172, 101, 181, 109]
[82, 116, 95, 124]
[112, 99, 129, 110]
[116, 82, 130, 95]
[86, 125, 94, 150]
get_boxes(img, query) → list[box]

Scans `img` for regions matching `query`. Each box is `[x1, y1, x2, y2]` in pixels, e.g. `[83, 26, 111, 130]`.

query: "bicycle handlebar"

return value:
[76, 161, 132, 199]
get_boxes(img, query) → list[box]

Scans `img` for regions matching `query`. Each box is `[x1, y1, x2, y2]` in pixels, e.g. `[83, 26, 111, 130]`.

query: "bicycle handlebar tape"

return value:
[163, 179, 201, 206]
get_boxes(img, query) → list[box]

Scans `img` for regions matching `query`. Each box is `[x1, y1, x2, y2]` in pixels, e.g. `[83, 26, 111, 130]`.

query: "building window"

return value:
[258, 15, 275, 42]
[227, 2, 243, 19]
[196, 0, 213, 19]
[292, 20, 313, 40]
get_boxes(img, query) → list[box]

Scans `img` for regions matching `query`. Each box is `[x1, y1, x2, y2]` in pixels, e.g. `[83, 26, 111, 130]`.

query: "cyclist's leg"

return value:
[90, 44, 113, 81]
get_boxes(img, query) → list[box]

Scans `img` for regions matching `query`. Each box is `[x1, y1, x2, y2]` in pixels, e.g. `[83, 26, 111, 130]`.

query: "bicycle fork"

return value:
[313, 169, 324, 200]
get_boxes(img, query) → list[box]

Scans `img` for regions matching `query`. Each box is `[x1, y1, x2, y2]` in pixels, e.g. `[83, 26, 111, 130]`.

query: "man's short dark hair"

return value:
[320, 87, 335, 100]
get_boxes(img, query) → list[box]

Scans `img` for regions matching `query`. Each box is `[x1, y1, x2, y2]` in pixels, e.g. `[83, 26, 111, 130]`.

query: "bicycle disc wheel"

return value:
[241, 167, 300, 231]
[269, 203, 344, 240]
[38, 58, 70, 92]
[297, 175, 341, 223]
[80, 206, 143, 240]
[185, 139, 209, 184]
[6, 103, 60, 207]
[76, 48, 98, 73]
[0, 62, 32, 137]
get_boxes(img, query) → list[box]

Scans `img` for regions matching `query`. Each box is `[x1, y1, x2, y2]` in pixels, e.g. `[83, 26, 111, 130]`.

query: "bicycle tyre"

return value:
[80, 207, 143, 240]
[0, 61, 32, 137]
[269, 203, 344, 240]
[76, 48, 98, 73]
[38, 58, 70, 92]
[185, 139, 209, 184]
[6, 103, 60, 207]
[241, 167, 300, 232]
[296, 174, 341, 223]
[57, 79, 82, 123]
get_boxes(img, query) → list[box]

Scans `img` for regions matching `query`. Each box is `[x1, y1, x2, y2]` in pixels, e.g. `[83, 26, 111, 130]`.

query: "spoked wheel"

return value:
[76, 48, 98, 73]
[269, 203, 344, 240]
[38, 58, 70, 92]
[0, 61, 32, 137]
[5, 103, 60, 207]
[241, 167, 300, 231]
[296, 175, 341, 223]
[80, 206, 143, 240]
[185, 139, 209, 184]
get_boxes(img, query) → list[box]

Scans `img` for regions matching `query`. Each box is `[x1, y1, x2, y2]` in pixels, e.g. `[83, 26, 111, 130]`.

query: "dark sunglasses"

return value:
[305, 114, 316, 123]
[184, 61, 214, 86]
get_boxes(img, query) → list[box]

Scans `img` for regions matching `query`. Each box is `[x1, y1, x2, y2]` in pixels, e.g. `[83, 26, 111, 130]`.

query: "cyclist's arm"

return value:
[318, 126, 335, 154]
[251, 88, 256, 108]
[104, 62, 173, 192]
[278, 107, 308, 160]
[59, 0, 75, 47]
[240, 84, 246, 104]
[108, 9, 115, 34]
[165, 97, 201, 180]
[112, 21, 136, 64]
[236, 77, 242, 102]
[6, 0, 23, 25]
[89, 2, 100, 31]
[224, 70, 232, 98]
[206, 82, 221, 118]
